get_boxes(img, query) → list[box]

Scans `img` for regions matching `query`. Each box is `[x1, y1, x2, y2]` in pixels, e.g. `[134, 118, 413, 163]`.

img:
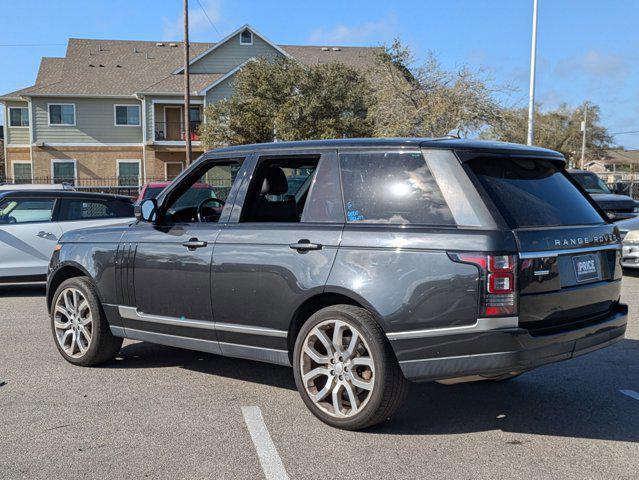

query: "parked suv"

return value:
[47, 139, 627, 430]
[568, 169, 639, 220]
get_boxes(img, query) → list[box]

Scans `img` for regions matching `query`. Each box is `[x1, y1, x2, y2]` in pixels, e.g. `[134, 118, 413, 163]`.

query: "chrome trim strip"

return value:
[519, 244, 620, 259]
[386, 316, 519, 340]
[118, 305, 216, 330]
[117, 306, 288, 337]
[214, 322, 288, 338]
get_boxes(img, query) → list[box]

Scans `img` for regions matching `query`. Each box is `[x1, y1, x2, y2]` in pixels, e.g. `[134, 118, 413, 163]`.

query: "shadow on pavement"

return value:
[371, 338, 639, 443]
[110, 341, 297, 391]
[0, 283, 46, 297]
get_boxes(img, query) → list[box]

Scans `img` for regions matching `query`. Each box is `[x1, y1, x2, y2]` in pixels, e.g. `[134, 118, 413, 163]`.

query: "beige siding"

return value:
[32, 97, 143, 144]
[191, 33, 282, 74]
[5, 101, 30, 145]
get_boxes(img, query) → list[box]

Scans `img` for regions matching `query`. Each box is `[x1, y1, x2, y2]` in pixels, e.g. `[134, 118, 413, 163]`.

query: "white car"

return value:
[0, 190, 134, 282]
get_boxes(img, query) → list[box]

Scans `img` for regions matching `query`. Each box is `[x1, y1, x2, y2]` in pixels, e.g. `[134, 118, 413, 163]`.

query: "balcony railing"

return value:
[154, 121, 201, 142]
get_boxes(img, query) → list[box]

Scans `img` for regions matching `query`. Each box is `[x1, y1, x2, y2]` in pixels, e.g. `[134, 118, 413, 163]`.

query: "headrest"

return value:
[260, 166, 289, 195]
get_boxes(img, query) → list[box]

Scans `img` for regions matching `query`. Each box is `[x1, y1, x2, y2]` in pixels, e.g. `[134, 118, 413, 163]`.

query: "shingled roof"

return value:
[1, 31, 381, 99]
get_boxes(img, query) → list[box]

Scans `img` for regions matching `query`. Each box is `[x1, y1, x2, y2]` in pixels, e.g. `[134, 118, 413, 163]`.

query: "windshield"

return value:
[571, 172, 612, 194]
[469, 158, 605, 228]
[142, 187, 165, 199]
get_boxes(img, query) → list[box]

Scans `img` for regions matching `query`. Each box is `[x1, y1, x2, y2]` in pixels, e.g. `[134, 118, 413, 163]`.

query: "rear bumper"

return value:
[393, 303, 628, 382]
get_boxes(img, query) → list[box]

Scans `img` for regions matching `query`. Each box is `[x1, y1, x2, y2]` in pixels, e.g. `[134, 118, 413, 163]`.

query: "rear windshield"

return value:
[570, 172, 612, 194]
[468, 157, 605, 228]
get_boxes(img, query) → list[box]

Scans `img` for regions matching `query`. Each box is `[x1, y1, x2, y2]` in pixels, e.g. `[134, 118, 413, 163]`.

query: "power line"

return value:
[195, 0, 222, 38]
[612, 130, 639, 135]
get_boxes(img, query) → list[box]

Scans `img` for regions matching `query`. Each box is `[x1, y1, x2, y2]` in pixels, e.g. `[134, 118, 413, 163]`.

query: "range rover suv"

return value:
[47, 139, 628, 430]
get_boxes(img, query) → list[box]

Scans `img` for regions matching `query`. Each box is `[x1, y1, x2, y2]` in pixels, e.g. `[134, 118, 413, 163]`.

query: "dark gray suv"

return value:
[47, 138, 628, 430]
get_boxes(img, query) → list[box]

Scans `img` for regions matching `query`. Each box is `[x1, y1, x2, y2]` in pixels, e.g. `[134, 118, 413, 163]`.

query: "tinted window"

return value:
[339, 152, 454, 225]
[0, 198, 55, 224]
[142, 187, 165, 199]
[302, 154, 344, 223]
[571, 172, 611, 194]
[61, 199, 116, 221]
[469, 158, 605, 228]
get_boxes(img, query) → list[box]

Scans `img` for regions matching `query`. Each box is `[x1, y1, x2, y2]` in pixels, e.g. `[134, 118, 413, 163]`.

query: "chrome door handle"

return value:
[182, 238, 208, 250]
[289, 239, 322, 252]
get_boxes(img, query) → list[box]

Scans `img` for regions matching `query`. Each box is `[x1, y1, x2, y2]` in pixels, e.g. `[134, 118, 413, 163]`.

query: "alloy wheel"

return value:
[300, 319, 375, 417]
[53, 288, 93, 358]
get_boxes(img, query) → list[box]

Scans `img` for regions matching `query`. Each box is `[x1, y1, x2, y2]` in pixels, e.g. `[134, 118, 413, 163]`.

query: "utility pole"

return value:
[526, 0, 539, 146]
[580, 102, 588, 169]
[183, 0, 192, 164]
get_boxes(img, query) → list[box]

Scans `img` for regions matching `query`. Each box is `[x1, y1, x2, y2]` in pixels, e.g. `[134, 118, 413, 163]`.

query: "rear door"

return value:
[466, 156, 622, 333]
[0, 196, 63, 278]
[211, 149, 343, 364]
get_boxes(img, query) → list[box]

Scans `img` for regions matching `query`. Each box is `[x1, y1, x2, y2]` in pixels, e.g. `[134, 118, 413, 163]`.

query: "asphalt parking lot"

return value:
[1, 276, 638, 480]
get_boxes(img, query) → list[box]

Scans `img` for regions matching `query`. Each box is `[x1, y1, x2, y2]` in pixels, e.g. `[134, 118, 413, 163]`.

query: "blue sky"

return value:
[1, 0, 637, 148]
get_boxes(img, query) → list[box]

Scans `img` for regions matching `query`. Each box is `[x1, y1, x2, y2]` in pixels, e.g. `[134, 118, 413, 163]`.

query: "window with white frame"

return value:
[9, 107, 29, 127]
[118, 161, 140, 187]
[115, 105, 141, 126]
[240, 29, 253, 45]
[49, 104, 75, 126]
[52, 160, 76, 185]
[12, 162, 32, 184]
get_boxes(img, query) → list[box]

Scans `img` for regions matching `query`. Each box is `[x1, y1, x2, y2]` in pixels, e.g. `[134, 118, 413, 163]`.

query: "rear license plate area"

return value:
[572, 253, 601, 283]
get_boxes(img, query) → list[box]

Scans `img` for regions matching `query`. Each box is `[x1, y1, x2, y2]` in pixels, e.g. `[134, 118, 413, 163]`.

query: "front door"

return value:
[165, 107, 182, 140]
[0, 196, 62, 279]
[120, 156, 246, 344]
[212, 150, 344, 365]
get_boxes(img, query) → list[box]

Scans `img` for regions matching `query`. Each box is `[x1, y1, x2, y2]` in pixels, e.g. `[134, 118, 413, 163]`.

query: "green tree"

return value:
[368, 40, 509, 137]
[484, 102, 613, 163]
[199, 57, 372, 149]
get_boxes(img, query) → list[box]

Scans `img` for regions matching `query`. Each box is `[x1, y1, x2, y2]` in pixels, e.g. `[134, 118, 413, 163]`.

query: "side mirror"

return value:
[135, 198, 158, 223]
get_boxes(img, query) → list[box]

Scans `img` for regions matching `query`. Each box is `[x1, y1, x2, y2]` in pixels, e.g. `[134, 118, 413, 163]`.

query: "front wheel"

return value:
[50, 277, 123, 366]
[293, 305, 408, 430]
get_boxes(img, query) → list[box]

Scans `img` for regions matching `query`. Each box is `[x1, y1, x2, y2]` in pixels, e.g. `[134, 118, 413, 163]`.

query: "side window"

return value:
[0, 198, 55, 224]
[60, 199, 117, 221]
[240, 156, 319, 223]
[339, 151, 455, 226]
[163, 159, 243, 223]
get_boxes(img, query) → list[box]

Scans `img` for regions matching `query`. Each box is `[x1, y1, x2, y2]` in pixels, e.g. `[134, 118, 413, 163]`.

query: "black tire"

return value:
[50, 276, 122, 366]
[293, 305, 408, 430]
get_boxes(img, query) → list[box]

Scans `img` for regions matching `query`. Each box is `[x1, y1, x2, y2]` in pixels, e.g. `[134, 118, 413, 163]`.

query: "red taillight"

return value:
[449, 252, 518, 317]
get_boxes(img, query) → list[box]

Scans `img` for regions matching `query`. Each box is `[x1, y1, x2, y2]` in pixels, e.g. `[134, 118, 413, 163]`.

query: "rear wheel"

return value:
[293, 305, 408, 430]
[51, 277, 122, 366]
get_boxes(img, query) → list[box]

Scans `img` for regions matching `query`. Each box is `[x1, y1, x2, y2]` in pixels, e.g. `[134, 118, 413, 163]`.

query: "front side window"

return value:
[241, 157, 319, 223]
[115, 105, 141, 126]
[13, 163, 32, 184]
[340, 151, 455, 226]
[0, 198, 55, 224]
[118, 161, 140, 187]
[49, 104, 75, 126]
[9, 107, 29, 127]
[469, 158, 605, 228]
[162, 159, 243, 223]
[52, 161, 76, 185]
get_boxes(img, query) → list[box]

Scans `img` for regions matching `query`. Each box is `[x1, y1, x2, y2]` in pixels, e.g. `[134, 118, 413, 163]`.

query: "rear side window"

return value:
[339, 151, 455, 226]
[0, 198, 55, 224]
[468, 157, 605, 228]
[60, 199, 133, 221]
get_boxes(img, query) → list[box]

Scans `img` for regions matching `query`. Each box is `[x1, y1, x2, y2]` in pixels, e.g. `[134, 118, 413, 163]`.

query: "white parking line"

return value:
[620, 389, 639, 401]
[241, 406, 289, 480]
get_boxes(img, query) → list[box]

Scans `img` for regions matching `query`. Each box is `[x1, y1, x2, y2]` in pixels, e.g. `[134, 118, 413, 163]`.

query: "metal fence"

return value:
[599, 173, 639, 200]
